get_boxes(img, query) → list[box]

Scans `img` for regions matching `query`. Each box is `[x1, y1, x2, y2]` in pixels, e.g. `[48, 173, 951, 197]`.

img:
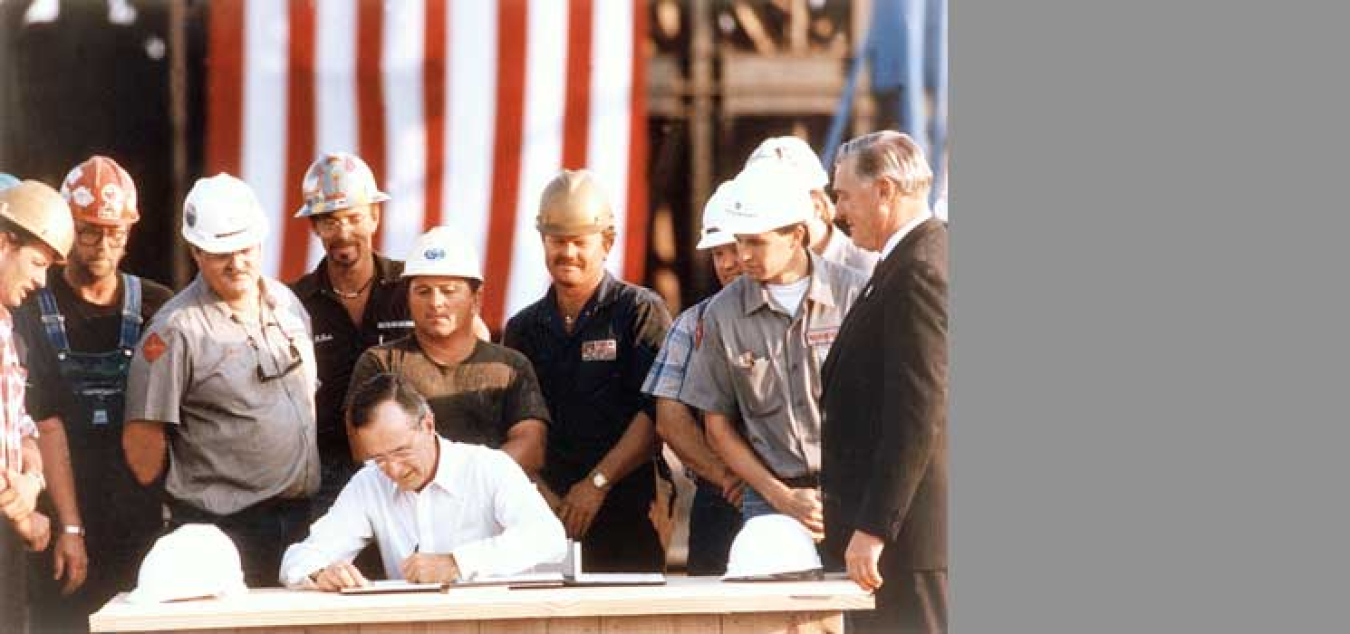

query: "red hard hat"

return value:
[60, 155, 140, 225]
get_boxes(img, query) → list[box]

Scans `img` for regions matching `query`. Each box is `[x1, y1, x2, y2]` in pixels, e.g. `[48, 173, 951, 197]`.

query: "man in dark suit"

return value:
[820, 131, 948, 634]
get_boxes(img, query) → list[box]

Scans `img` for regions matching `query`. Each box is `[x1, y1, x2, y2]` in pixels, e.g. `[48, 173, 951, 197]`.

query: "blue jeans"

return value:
[686, 480, 742, 576]
[740, 486, 778, 521]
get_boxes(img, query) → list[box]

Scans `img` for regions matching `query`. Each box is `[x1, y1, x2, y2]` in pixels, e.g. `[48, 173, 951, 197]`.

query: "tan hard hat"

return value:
[0, 180, 75, 263]
[536, 169, 615, 236]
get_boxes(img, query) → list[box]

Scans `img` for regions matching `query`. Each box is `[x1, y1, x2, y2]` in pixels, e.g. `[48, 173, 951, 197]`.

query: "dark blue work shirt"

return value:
[502, 272, 671, 483]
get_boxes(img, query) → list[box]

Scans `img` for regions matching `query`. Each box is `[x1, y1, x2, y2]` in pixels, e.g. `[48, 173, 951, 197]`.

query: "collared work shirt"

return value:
[640, 297, 712, 401]
[291, 254, 412, 459]
[0, 308, 35, 471]
[502, 272, 671, 481]
[125, 275, 321, 516]
[682, 254, 867, 479]
[279, 438, 567, 587]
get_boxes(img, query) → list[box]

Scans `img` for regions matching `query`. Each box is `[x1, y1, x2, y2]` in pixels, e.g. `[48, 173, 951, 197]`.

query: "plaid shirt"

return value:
[641, 297, 713, 401]
[0, 308, 36, 471]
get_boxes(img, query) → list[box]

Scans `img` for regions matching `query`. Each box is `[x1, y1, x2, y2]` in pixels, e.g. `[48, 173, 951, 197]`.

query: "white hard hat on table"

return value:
[126, 524, 248, 604]
[402, 225, 483, 282]
[181, 173, 269, 254]
[723, 514, 824, 582]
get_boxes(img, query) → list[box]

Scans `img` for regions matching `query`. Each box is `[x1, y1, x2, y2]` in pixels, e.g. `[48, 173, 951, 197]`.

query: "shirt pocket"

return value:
[732, 356, 781, 419]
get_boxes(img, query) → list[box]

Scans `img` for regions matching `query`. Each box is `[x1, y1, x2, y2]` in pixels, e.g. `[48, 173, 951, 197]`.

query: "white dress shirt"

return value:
[279, 437, 566, 587]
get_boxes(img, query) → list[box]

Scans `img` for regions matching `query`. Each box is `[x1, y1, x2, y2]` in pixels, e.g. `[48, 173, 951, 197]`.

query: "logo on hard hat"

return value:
[71, 186, 95, 209]
[424, 248, 446, 261]
[100, 183, 124, 219]
[184, 203, 197, 228]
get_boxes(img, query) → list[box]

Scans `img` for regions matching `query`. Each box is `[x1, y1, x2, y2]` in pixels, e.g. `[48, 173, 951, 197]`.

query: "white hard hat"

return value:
[402, 226, 483, 282]
[695, 180, 740, 250]
[722, 161, 814, 236]
[722, 514, 824, 582]
[181, 173, 269, 254]
[126, 524, 248, 604]
[746, 136, 829, 191]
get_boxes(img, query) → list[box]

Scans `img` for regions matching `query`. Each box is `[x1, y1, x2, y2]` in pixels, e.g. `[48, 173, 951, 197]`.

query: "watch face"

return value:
[592, 472, 607, 488]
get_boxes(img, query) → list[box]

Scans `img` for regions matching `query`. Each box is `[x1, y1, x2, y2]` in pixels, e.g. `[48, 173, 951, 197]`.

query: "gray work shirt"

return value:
[125, 275, 321, 516]
[819, 225, 879, 277]
[681, 253, 867, 479]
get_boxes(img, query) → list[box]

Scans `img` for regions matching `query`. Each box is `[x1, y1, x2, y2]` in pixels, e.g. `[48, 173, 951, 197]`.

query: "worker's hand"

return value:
[719, 471, 745, 508]
[15, 511, 50, 552]
[400, 553, 460, 584]
[0, 469, 39, 522]
[312, 561, 370, 592]
[770, 486, 824, 541]
[844, 530, 886, 593]
[559, 480, 607, 539]
[53, 531, 88, 595]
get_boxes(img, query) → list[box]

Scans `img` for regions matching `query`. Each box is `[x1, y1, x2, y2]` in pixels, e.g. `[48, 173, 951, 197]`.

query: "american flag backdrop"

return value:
[204, 0, 649, 331]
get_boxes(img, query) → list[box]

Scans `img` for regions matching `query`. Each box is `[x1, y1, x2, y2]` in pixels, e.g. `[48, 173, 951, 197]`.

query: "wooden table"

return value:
[90, 574, 873, 633]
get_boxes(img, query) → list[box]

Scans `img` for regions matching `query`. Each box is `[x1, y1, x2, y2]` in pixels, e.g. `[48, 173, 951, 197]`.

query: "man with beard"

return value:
[0, 179, 72, 632]
[347, 226, 549, 482]
[123, 174, 320, 587]
[290, 153, 490, 515]
[16, 157, 172, 633]
[502, 170, 671, 573]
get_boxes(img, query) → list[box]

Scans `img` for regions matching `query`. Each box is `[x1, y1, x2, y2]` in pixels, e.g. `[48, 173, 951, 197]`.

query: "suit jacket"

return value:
[820, 218, 948, 570]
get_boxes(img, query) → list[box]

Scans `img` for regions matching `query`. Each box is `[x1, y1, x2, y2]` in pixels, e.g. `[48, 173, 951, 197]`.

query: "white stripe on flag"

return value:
[309, 0, 360, 270]
[242, 0, 289, 277]
[446, 0, 498, 269]
[505, 0, 570, 320]
[380, 0, 428, 260]
[588, 0, 634, 280]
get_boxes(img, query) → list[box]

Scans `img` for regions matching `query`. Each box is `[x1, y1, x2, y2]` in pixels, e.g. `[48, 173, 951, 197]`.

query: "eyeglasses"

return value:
[313, 213, 369, 235]
[75, 226, 129, 247]
[366, 423, 428, 467]
[245, 321, 303, 383]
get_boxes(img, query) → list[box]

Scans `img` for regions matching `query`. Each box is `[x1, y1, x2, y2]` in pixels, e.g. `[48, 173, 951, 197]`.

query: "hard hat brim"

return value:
[293, 192, 390, 219]
[696, 231, 736, 250]
[182, 224, 269, 254]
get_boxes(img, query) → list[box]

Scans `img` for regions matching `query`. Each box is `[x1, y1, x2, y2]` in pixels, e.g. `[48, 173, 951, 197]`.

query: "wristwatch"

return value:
[62, 525, 85, 537]
[589, 469, 609, 490]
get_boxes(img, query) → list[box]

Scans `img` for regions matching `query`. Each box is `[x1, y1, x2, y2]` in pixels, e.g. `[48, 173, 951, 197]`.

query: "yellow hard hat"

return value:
[536, 169, 615, 236]
[0, 180, 75, 262]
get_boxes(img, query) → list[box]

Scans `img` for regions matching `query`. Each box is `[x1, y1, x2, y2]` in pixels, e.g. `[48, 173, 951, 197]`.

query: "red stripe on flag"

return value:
[482, 0, 528, 331]
[560, 0, 593, 170]
[280, 0, 316, 282]
[623, 0, 649, 283]
[423, 0, 448, 230]
[357, 0, 388, 248]
[205, 0, 244, 176]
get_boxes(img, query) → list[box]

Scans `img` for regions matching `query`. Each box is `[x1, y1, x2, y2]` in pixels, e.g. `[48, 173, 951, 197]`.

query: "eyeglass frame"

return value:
[364, 406, 433, 467]
[312, 211, 372, 235]
[240, 316, 304, 383]
[74, 223, 130, 247]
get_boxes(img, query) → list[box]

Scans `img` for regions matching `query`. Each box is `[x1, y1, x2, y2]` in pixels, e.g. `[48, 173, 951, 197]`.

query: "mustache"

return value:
[551, 257, 583, 268]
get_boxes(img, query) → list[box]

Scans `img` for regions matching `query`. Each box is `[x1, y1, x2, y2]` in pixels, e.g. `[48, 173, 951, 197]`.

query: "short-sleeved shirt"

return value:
[502, 272, 671, 482]
[16, 267, 174, 423]
[819, 225, 879, 277]
[290, 254, 412, 461]
[125, 275, 321, 516]
[348, 336, 551, 449]
[0, 308, 35, 472]
[681, 253, 867, 479]
[640, 297, 713, 401]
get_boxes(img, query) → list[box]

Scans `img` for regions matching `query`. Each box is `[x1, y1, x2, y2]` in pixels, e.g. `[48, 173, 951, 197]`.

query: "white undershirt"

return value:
[766, 276, 811, 316]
